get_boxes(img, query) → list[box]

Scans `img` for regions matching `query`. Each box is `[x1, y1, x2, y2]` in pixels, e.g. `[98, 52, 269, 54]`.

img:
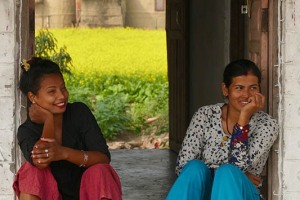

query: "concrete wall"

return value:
[0, 0, 33, 198]
[278, 1, 300, 199]
[80, 0, 125, 28]
[35, 0, 125, 29]
[35, 0, 165, 29]
[0, 0, 19, 199]
[35, 0, 76, 28]
[125, 0, 165, 29]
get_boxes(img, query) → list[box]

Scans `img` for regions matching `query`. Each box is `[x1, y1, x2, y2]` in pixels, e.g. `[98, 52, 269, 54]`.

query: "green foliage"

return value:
[64, 73, 168, 140]
[35, 29, 56, 57]
[129, 81, 169, 135]
[37, 28, 168, 140]
[35, 29, 72, 75]
[94, 95, 131, 139]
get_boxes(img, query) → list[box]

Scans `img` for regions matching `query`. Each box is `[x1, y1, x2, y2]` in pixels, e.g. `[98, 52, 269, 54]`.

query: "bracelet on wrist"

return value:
[231, 123, 249, 144]
[79, 150, 88, 167]
[235, 123, 250, 132]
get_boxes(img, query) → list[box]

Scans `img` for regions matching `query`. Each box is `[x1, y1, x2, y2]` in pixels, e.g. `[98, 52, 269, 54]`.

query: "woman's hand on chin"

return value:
[29, 103, 53, 124]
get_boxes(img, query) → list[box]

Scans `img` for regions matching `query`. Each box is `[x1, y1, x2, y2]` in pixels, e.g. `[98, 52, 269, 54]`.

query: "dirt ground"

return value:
[107, 131, 169, 149]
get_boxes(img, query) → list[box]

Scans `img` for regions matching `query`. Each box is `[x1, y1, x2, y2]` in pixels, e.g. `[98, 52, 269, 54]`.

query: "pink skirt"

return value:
[13, 162, 122, 200]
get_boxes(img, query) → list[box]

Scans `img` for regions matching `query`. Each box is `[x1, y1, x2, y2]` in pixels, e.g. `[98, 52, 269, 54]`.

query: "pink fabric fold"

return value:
[13, 162, 122, 200]
[13, 162, 62, 200]
[80, 164, 122, 200]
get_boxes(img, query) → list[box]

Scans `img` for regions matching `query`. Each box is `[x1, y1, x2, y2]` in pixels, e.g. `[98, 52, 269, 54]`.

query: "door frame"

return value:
[167, 0, 279, 199]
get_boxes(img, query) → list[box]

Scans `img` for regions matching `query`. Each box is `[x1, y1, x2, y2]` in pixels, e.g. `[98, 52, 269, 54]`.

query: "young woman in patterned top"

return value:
[166, 59, 279, 200]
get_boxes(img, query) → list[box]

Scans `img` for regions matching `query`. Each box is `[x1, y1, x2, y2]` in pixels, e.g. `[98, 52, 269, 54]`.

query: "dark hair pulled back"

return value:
[19, 57, 62, 95]
[223, 59, 262, 88]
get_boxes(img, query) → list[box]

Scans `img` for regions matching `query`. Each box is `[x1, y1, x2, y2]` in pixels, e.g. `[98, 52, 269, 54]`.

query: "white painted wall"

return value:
[278, 1, 300, 199]
[0, 0, 19, 199]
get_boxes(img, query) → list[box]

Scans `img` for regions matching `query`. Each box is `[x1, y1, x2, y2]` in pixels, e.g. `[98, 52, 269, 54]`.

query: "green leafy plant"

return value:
[93, 94, 131, 140]
[66, 73, 169, 139]
[35, 29, 72, 75]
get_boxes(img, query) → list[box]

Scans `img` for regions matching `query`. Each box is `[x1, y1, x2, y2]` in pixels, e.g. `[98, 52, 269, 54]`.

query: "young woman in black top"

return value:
[13, 57, 122, 200]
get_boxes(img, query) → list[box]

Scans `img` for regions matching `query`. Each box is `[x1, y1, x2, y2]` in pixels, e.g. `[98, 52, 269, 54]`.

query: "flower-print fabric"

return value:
[175, 103, 279, 177]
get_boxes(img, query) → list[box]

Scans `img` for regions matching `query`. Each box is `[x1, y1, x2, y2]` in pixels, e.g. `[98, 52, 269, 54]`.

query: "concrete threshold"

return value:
[110, 149, 177, 200]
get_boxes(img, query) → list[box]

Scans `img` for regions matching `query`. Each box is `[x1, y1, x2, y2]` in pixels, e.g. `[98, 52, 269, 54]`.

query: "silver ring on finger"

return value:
[46, 153, 49, 158]
[45, 149, 49, 153]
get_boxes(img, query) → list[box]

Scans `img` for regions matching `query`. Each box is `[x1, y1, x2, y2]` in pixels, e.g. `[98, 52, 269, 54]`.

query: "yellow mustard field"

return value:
[49, 27, 167, 77]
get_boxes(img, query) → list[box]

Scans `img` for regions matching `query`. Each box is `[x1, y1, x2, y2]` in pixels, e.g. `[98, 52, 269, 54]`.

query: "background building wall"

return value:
[35, 0, 125, 29]
[80, 0, 125, 28]
[125, 0, 165, 29]
[35, 0, 165, 29]
[279, 1, 300, 199]
[35, 0, 76, 28]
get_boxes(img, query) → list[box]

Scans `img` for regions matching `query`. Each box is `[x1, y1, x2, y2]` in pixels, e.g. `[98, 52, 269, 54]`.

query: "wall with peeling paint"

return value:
[0, 0, 18, 199]
[0, 0, 30, 198]
[278, 0, 300, 199]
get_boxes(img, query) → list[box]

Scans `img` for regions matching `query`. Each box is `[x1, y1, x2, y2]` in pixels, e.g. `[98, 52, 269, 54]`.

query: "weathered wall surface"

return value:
[279, 1, 300, 199]
[125, 0, 165, 29]
[35, 0, 125, 29]
[35, 0, 76, 29]
[80, 0, 125, 28]
[35, 0, 164, 29]
[0, 0, 17, 199]
[0, 0, 31, 199]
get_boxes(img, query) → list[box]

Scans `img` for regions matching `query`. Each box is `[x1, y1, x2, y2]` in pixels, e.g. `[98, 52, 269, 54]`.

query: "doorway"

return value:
[17, 1, 173, 200]
[167, 0, 279, 199]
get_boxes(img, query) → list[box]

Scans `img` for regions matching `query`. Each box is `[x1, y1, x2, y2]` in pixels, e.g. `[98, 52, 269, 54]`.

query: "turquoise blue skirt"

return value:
[166, 160, 260, 200]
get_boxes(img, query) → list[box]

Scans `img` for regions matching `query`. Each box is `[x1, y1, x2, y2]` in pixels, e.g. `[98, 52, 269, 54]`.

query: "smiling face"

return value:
[28, 73, 69, 114]
[222, 74, 260, 113]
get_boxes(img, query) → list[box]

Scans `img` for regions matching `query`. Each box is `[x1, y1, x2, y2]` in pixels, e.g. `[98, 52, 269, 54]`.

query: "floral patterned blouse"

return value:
[175, 103, 279, 177]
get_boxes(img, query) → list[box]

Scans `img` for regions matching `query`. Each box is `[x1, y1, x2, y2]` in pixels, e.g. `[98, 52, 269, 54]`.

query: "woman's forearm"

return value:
[62, 147, 110, 167]
[41, 115, 55, 139]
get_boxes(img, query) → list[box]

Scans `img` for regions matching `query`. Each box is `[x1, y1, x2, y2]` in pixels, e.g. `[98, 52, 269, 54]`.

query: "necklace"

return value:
[221, 105, 230, 146]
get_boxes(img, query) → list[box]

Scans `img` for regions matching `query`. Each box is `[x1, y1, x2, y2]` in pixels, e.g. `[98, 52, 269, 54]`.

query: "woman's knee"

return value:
[181, 160, 210, 176]
[215, 164, 240, 175]
[14, 162, 60, 200]
[15, 162, 53, 184]
[80, 164, 122, 200]
[81, 164, 121, 187]
[185, 159, 207, 169]
[83, 164, 114, 177]
[214, 164, 244, 182]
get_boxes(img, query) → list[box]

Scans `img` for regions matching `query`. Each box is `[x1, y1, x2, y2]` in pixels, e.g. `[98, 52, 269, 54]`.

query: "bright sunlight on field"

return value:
[49, 27, 167, 76]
